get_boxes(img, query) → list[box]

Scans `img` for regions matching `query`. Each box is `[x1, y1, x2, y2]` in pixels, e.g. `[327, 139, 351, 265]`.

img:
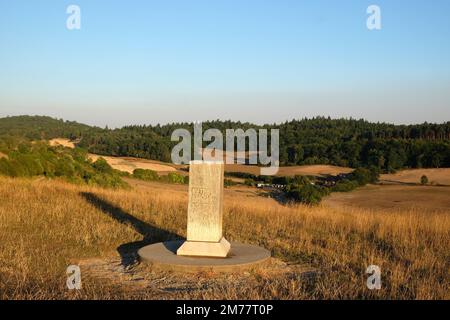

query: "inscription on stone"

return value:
[191, 187, 217, 204]
[186, 161, 224, 242]
[177, 161, 230, 257]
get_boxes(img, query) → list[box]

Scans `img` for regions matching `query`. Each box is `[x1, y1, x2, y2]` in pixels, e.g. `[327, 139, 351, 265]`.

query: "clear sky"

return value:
[1, 0, 449, 127]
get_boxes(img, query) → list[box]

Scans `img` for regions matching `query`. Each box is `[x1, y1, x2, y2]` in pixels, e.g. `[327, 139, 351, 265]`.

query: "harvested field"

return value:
[323, 184, 450, 213]
[380, 168, 450, 186]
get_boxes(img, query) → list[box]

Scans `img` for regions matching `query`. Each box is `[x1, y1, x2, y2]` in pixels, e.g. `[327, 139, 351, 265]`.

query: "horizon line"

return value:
[2, 113, 450, 129]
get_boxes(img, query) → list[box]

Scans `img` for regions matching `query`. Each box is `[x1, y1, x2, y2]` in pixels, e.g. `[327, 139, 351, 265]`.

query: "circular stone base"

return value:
[138, 241, 271, 273]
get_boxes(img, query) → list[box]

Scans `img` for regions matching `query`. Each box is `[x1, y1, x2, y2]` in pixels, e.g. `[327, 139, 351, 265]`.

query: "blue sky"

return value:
[0, 0, 449, 127]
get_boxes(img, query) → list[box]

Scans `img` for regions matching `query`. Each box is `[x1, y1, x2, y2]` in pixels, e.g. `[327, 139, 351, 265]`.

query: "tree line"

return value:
[2, 115, 450, 172]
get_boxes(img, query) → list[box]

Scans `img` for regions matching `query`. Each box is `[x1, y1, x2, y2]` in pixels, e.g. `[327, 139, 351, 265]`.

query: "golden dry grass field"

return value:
[323, 185, 450, 212]
[224, 164, 353, 176]
[88, 154, 179, 174]
[380, 168, 450, 186]
[0, 176, 448, 300]
[48, 138, 76, 149]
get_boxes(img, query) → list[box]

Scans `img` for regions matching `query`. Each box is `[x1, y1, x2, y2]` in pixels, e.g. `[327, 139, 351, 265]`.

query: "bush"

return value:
[350, 167, 379, 186]
[133, 168, 158, 181]
[54, 158, 75, 177]
[167, 172, 186, 184]
[332, 179, 359, 192]
[420, 175, 429, 185]
[92, 157, 112, 173]
[244, 178, 255, 187]
[286, 184, 328, 205]
[224, 179, 237, 187]
[0, 158, 17, 176]
[292, 175, 311, 185]
[0, 140, 127, 189]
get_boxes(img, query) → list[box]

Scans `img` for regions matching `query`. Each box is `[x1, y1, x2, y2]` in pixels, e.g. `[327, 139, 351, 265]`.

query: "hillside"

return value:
[78, 118, 450, 171]
[0, 176, 448, 299]
[2, 115, 450, 171]
[0, 115, 98, 140]
[0, 137, 126, 188]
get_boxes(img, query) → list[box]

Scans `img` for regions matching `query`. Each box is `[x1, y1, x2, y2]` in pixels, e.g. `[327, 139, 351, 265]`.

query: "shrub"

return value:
[167, 172, 186, 184]
[92, 157, 112, 173]
[350, 167, 379, 186]
[244, 178, 255, 187]
[286, 184, 328, 205]
[133, 168, 158, 181]
[224, 179, 237, 187]
[292, 175, 311, 185]
[0, 140, 127, 189]
[332, 180, 359, 192]
[420, 175, 429, 185]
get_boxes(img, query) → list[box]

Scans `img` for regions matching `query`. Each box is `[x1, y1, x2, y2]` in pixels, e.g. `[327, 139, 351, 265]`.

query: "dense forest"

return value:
[1, 115, 450, 172]
[0, 115, 95, 140]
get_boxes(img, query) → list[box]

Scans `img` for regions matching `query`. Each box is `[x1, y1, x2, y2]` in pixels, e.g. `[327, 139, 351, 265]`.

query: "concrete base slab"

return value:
[138, 241, 271, 273]
[176, 237, 230, 258]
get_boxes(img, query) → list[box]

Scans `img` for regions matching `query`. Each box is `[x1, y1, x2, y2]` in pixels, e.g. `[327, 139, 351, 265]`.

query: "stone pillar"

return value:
[177, 161, 231, 258]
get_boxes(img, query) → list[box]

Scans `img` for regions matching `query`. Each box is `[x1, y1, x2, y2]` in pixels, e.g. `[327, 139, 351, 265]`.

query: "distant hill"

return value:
[0, 115, 99, 140]
[1, 115, 450, 171]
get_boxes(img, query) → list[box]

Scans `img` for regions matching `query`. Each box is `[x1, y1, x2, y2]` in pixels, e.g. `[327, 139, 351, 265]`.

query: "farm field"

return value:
[323, 184, 450, 212]
[224, 163, 353, 177]
[380, 168, 450, 186]
[88, 154, 179, 175]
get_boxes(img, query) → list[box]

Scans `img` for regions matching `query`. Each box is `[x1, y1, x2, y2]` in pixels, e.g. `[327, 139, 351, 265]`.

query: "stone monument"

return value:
[177, 160, 231, 257]
[137, 160, 271, 272]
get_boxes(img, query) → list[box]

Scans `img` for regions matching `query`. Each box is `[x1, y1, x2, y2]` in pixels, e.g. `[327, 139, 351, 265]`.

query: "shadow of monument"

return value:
[80, 192, 182, 267]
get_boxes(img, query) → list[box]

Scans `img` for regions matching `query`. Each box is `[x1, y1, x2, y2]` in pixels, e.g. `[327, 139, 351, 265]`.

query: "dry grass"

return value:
[88, 154, 178, 174]
[323, 184, 450, 212]
[224, 164, 353, 176]
[48, 138, 76, 149]
[381, 168, 450, 186]
[0, 176, 448, 300]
